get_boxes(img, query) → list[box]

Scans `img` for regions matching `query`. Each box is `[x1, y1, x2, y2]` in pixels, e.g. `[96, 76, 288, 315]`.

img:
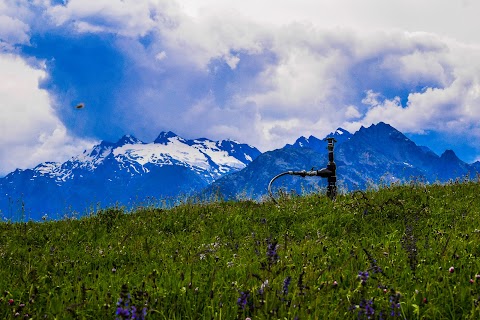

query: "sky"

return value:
[1, 0, 480, 176]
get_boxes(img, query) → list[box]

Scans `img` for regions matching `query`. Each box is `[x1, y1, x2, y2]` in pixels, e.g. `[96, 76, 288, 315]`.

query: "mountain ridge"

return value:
[1, 123, 478, 220]
[205, 122, 478, 200]
[0, 132, 261, 220]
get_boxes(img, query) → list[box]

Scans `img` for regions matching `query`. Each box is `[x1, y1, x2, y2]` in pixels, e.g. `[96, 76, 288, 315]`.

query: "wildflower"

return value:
[8, 299, 14, 305]
[470, 279, 475, 284]
[267, 240, 279, 265]
[332, 280, 338, 287]
[131, 306, 147, 320]
[363, 248, 384, 274]
[365, 299, 375, 318]
[237, 291, 249, 310]
[449, 266, 454, 273]
[112, 268, 117, 273]
[357, 299, 375, 319]
[389, 293, 401, 317]
[116, 307, 130, 318]
[258, 280, 269, 295]
[371, 264, 383, 274]
[282, 276, 292, 295]
[358, 271, 369, 285]
[199, 253, 206, 260]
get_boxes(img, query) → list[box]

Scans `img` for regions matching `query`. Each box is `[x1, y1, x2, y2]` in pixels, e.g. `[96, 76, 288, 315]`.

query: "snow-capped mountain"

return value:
[0, 132, 260, 220]
[2, 123, 478, 221]
[34, 132, 257, 184]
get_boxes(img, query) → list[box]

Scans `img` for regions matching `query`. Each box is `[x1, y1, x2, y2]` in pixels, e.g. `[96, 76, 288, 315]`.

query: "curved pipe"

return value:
[268, 171, 291, 204]
[267, 170, 321, 204]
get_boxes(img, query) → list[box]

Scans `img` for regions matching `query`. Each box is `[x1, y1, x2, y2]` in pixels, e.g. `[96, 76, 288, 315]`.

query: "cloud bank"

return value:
[1, 0, 480, 175]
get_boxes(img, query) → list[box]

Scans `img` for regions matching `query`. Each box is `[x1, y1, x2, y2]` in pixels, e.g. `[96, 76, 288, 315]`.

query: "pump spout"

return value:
[316, 167, 333, 178]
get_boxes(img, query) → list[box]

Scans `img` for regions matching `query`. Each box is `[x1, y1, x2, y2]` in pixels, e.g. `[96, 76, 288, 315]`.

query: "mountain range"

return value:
[206, 122, 479, 201]
[0, 132, 261, 220]
[1, 122, 479, 221]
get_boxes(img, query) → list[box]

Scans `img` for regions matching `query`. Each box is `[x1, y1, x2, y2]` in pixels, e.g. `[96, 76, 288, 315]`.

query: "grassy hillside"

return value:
[1, 180, 480, 319]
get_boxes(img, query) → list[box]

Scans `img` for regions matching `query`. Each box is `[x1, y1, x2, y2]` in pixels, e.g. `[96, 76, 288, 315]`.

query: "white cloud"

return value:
[0, 53, 95, 176]
[46, 0, 178, 37]
[345, 105, 361, 119]
[0, 14, 30, 48]
[158, 7, 271, 69]
[154, 10, 480, 152]
[2, 0, 480, 165]
[180, 0, 480, 44]
[155, 50, 167, 61]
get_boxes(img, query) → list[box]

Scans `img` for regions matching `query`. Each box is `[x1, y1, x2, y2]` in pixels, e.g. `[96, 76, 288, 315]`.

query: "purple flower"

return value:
[389, 293, 401, 317]
[258, 279, 269, 295]
[358, 271, 369, 285]
[131, 306, 147, 320]
[357, 299, 375, 319]
[237, 291, 249, 309]
[116, 307, 130, 318]
[267, 240, 279, 265]
[283, 276, 292, 295]
[365, 299, 375, 318]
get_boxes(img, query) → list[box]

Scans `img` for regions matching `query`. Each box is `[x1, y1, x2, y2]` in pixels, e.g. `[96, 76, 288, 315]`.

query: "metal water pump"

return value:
[267, 137, 337, 202]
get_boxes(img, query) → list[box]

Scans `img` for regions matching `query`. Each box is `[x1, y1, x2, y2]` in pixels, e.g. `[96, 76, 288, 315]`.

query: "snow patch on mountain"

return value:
[29, 132, 260, 184]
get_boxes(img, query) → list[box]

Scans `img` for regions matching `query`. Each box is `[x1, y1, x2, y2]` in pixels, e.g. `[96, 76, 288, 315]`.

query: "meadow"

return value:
[1, 179, 480, 319]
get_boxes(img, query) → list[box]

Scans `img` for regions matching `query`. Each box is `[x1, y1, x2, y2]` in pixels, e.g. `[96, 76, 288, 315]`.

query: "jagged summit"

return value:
[357, 122, 401, 135]
[154, 131, 179, 144]
[334, 128, 349, 135]
[115, 134, 144, 147]
[290, 127, 352, 151]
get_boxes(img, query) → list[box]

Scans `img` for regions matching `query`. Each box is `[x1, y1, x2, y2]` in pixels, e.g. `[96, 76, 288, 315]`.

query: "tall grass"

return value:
[1, 180, 480, 319]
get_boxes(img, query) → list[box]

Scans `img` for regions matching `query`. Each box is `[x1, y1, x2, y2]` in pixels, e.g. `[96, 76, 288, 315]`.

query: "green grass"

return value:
[1, 180, 480, 319]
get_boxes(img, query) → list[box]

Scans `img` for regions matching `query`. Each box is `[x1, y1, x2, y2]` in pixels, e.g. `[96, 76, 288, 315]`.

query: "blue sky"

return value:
[1, 0, 480, 175]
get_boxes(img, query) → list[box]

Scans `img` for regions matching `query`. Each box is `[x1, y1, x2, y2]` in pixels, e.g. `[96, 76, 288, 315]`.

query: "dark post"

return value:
[325, 137, 337, 200]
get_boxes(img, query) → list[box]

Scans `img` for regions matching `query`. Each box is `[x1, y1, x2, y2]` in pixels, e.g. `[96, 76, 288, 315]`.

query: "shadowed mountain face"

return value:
[206, 122, 478, 200]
